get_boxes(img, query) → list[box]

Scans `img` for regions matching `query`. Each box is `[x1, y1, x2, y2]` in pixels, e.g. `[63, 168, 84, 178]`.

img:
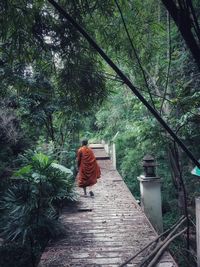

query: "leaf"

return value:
[51, 163, 73, 175]
[13, 165, 32, 177]
[32, 152, 52, 169]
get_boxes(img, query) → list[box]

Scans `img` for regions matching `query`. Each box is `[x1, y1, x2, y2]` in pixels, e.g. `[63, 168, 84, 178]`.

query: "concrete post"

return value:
[101, 140, 105, 146]
[138, 175, 163, 233]
[104, 143, 109, 155]
[196, 197, 200, 267]
[112, 143, 116, 169]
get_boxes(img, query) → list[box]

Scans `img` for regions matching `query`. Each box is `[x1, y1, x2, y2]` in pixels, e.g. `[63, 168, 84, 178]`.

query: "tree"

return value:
[161, 0, 200, 71]
[0, 0, 107, 145]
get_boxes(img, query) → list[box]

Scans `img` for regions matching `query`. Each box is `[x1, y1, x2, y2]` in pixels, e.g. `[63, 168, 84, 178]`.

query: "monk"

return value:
[77, 139, 101, 196]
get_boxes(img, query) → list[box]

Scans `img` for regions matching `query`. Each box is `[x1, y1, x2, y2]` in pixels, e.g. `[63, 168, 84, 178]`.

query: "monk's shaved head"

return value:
[82, 139, 88, 146]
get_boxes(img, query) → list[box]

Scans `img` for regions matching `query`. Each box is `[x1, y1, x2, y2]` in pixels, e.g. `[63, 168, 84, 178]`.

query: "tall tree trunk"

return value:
[44, 114, 55, 142]
[168, 142, 185, 212]
[161, 0, 200, 71]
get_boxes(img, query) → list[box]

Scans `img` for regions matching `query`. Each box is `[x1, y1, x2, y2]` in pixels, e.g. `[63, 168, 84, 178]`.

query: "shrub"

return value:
[0, 152, 76, 266]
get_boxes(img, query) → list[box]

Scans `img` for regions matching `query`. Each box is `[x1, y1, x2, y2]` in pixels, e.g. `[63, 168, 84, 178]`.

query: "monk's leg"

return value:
[83, 187, 87, 195]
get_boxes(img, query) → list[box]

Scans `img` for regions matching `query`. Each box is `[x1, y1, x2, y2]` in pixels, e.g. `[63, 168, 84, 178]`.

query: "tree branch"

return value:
[160, 12, 171, 114]
[114, 0, 156, 109]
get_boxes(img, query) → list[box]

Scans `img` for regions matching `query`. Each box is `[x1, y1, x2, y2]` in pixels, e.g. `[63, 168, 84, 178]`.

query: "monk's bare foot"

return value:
[89, 191, 94, 197]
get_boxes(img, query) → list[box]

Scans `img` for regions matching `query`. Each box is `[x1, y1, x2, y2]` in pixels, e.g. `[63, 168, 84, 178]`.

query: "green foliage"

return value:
[0, 0, 200, 266]
[0, 104, 28, 192]
[0, 0, 108, 149]
[0, 152, 75, 245]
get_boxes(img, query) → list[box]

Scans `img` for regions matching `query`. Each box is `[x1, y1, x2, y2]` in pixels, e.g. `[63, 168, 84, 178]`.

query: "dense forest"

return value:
[1, 0, 200, 266]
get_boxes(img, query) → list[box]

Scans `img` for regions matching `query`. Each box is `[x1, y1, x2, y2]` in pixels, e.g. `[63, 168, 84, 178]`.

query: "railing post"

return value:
[111, 132, 119, 170]
[102, 139, 109, 154]
[137, 155, 163, 233]
[196, 197, 200, 267]
[104, 143, 109, 155]
[112, 142, 116, 169]
[102, 136, 117, 170]
[101, 140, 105, 146]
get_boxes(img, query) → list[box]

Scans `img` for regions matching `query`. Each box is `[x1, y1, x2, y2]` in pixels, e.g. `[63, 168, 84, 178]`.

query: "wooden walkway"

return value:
[39, 145, 177, 267]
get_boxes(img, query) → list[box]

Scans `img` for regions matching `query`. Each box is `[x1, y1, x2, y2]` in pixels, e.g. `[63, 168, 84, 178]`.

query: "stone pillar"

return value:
[196, 197, 200, 267]
[138, 175, 163, 233]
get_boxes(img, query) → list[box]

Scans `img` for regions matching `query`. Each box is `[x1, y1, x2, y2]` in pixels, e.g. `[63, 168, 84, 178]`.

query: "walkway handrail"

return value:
[102, 132, 119, 170]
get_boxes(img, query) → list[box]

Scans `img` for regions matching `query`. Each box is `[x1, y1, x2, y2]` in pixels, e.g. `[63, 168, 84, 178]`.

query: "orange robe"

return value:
[77, 146, 101, 188]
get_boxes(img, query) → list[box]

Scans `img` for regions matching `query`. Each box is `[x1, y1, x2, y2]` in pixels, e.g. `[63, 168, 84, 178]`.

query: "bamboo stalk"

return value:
[119, 216, 185, 267]
[147, 228, 187, 267]
[140, 216, 186, 266]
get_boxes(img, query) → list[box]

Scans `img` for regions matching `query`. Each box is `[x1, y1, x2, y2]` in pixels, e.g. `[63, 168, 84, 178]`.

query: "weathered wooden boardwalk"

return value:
[39, 144, 177, 267]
